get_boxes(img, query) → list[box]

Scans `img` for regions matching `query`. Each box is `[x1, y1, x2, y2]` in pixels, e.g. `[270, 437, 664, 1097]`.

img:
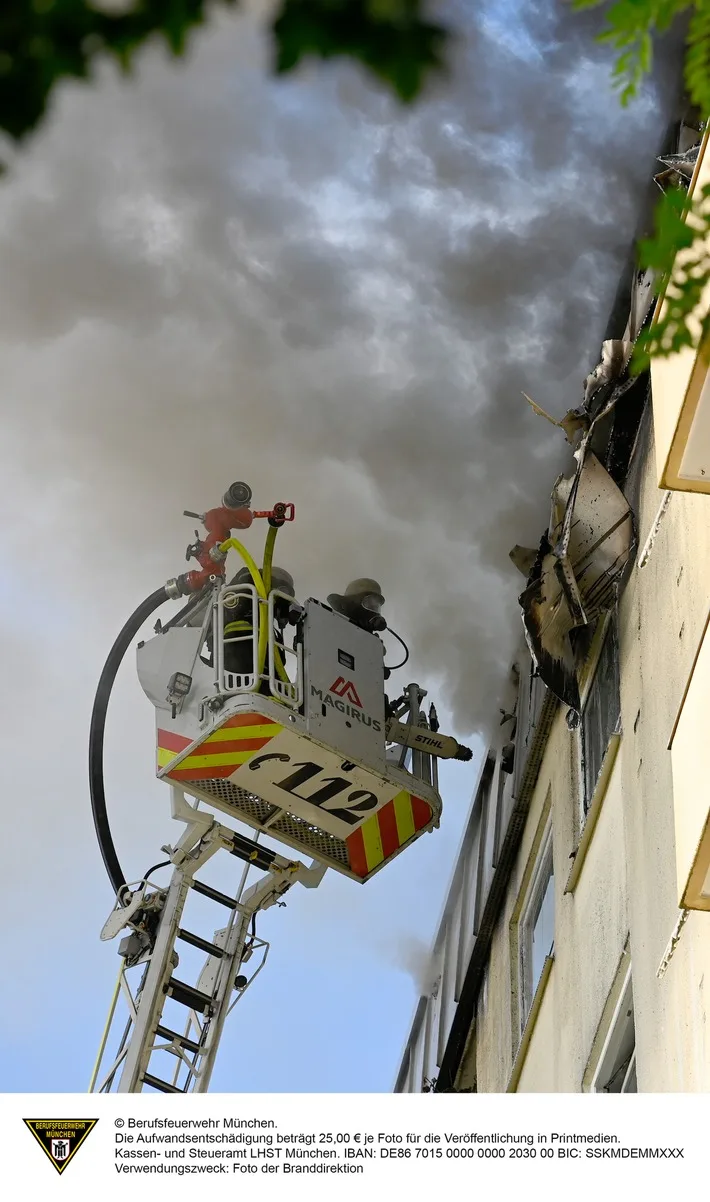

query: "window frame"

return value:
[589, 966, 637, 1094]
[578, 614, 622, 823]
[518, 822, 555, 1034]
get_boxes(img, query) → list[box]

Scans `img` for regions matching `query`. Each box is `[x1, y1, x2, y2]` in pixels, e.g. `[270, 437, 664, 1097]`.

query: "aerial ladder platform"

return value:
[88, 481, 471, 1093]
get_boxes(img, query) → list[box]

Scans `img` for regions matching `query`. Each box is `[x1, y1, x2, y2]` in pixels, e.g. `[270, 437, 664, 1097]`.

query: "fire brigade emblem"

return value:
[23, 1119, 98, 1175]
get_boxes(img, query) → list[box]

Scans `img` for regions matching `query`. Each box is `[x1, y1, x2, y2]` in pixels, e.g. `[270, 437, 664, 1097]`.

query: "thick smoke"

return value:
[1, 0, 678, 740]
[372, 932, 440, 995]
[0, 0, 684, 1092]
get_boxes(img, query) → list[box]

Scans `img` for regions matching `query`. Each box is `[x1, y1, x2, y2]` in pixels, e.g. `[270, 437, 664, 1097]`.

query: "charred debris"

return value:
[510, 116, 703, 714]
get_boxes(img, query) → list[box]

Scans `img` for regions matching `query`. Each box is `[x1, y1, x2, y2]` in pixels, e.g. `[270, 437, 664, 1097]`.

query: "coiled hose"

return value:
[89, 586, 169, 895]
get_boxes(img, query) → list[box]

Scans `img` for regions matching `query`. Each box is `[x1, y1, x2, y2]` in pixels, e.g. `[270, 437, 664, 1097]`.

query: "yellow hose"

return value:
[220, 534, 291, 687]
[219, 538, 268, 680]
[262, 524, 276, 596]
[261, 526, 290, 684]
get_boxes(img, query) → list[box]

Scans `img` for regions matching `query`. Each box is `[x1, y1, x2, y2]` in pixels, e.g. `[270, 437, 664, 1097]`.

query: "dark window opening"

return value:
[581, 620, 621, 814]
[594, 974, 637, 1094]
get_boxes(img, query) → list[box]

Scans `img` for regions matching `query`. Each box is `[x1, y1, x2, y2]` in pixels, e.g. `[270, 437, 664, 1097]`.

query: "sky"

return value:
[0, 0, 680, 1092]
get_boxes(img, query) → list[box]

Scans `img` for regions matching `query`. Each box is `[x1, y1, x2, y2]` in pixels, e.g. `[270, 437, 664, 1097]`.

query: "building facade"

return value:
[395, 120, 710, 1095]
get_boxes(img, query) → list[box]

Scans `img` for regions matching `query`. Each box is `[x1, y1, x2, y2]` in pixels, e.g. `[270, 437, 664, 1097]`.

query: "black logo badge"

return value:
[23, 1118, 98, 1175]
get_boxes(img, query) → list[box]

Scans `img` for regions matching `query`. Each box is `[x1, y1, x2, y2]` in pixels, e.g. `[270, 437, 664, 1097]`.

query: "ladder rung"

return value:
[177, 928, 225, 958]
[155, 1025, 202, 1056]
[167, 978, 214, 1014]
[143, 1072, 185, 1094]
[191, 880, 238, 908]
[231, 832, 276, 871]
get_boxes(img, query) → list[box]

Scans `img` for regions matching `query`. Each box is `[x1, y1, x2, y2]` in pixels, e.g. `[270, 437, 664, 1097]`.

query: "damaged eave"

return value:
[517, 452, 636, 710]
[511, 204, 674, 705]
[516, 379, 650, 711]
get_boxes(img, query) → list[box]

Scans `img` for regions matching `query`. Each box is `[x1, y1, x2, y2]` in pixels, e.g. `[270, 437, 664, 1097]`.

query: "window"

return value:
[473, 757, 495, 934]
[580, 619, 621, 815]
[519, 827, 555, 1030]
[492, 759, 507, 869]
[590, 970, 637, 1093]
[512, 659, 548, 801]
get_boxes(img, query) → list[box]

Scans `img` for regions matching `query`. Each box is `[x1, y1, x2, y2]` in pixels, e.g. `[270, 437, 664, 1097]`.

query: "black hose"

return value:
[384, 626, 410, 671]
[142, 860, 172, 883]
[89, 587, 169, 896]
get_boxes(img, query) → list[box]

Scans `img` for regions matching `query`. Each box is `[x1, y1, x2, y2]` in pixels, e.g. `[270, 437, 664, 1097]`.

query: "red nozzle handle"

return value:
[252, 502, 295, 521]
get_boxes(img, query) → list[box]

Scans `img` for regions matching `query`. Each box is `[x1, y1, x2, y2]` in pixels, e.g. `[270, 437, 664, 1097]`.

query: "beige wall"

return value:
[671, 620, 710, 909]
[463, 409, 710, 1093]
[651, 129, 710, 492]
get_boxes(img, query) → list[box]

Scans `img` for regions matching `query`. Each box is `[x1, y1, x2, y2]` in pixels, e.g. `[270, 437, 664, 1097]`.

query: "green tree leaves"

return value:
[574, 1, 689, 105]
[0, 0, 449, 148]
[686, 2, 710, 117]
[273, 0, 447, 102]
[0, 2, 239, 142]
[633, 182, 710, 368]
[577, 0, 710, 368]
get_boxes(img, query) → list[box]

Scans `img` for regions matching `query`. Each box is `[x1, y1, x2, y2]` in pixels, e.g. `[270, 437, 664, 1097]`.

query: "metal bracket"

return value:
[100, 885, 164, 942]
[165, 788, 215, 865]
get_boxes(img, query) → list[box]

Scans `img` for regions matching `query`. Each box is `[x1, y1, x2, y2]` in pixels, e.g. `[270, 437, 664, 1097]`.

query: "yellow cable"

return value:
[273, 644, 290, 684]
[88, 961, 123, 1092]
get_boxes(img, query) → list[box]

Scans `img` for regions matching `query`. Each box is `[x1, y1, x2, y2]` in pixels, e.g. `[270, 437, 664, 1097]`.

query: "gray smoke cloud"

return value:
[0, 0, 679, 745]
[371, 932, 439, 995]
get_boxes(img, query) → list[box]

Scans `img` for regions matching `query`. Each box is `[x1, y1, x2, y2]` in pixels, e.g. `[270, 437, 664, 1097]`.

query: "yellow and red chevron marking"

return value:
[157, 714, 282, 782]
[346, 791, 433, 879]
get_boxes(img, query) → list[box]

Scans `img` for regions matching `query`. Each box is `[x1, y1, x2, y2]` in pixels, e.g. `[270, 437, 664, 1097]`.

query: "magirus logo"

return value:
[328, 676, 362, 707]
[310, 683, 381, 731]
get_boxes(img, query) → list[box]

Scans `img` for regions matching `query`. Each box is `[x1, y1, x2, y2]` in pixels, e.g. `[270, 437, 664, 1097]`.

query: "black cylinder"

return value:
[222, 481, 252, 509]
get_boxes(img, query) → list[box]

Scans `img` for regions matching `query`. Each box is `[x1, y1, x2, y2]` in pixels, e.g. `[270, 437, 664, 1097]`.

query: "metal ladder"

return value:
[90, 789, 325, 1094]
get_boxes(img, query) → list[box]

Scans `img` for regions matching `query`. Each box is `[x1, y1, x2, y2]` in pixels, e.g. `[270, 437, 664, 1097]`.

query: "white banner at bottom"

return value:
[2, 1092, 705, 1199]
